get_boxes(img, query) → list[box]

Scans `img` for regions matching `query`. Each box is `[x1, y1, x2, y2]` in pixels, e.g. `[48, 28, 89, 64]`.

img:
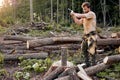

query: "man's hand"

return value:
[70, 10, 74, 16]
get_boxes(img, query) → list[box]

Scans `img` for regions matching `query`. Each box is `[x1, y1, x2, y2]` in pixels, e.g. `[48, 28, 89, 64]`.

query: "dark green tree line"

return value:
[0, 0, 119, 27]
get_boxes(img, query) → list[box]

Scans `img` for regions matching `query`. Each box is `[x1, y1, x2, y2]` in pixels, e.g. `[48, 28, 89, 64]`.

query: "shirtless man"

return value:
[70, 2, 97, 67]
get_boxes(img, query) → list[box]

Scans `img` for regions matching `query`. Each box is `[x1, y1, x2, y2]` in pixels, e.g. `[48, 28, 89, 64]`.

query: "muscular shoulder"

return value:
[84, 11, 96, 19]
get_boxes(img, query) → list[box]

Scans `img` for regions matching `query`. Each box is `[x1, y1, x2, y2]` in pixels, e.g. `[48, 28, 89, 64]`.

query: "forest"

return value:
[0, 0, 120, 80]
[0, 0, 119, 27]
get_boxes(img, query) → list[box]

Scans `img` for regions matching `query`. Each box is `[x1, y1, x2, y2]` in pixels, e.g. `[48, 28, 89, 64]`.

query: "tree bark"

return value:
[54, 76, 71, 80]
[3, 52, 48, 61]
[58, 67, 76, 77]
[43, 67, 64, 80]
[28, 37, 120, 48]
[4, 35, 34, 42]
[1, 49, 39, 54]
[61, 47, 67, 66]
[103, 54, 120, 65]
[27, 37, 82, 49]
[34, 44, 80, 50]
[30, 0, 33, 22]
[85, 63, 110, 76]
[97, 38, 120, 46]
[111, 32, 120, 38]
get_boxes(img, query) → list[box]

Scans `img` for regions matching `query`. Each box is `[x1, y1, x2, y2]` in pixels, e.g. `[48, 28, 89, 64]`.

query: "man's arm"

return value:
[74, 13, 86, 18]
[70, 11, 83, 25]
[72, 15, 83, 26]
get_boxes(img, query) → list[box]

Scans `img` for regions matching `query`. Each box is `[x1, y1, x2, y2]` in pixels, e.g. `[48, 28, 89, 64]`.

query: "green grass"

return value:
[109, 26, 120, 32]
[27, 30, 50, 37]
[0, 26, 8, 34]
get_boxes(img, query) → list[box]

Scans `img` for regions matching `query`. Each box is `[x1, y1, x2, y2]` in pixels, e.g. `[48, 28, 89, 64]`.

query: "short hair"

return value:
[81, 2, 91, 8]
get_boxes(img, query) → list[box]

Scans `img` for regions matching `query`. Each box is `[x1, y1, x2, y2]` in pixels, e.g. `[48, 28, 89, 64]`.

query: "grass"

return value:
[0, 26, 8, 34]
[108, 26, 120, 32]
[27, 30, 50, 37]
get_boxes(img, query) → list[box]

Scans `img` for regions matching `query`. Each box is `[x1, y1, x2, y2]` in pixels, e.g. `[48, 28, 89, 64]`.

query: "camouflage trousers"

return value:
[81, 31, 97, 67]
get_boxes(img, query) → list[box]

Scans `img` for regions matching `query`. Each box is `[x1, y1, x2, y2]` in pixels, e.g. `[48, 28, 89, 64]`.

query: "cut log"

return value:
[103, 54, 120, 65]
[0, 45, 27, 50]
[54, 76, 71, 80]
[77, 71, 92, 80]
[1, 40, 23, 45]
[85, 63, 110, 76]
[34, 44, 80, 50]
[58, 67, 76, 77]
[27, 37, 82, 48]
[43, 67, 64, 80]
[111, 32, 120, 38]
[97, 38, 120, 46]
[4, 35, 36, 42]
[27, 37, 120, 48]
[3, 52, 48, 61]
[61, 47, 67, 66]
[1, 49, 39, 54]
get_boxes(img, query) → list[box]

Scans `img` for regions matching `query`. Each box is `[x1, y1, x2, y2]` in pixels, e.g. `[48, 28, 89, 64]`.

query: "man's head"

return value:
[81, 2, 91, 13]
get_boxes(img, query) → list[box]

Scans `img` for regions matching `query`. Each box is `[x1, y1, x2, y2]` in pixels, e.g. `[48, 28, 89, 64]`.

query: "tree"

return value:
[30, 0, 33, 22]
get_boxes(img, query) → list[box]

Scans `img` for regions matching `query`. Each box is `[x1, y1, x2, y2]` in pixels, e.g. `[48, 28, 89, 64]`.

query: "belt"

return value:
[84, 31, 96, 37]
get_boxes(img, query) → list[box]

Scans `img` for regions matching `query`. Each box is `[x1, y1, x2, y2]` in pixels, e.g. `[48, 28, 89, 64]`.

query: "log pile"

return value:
[42, 54, 120, 80]
[2, 35, 120, 55]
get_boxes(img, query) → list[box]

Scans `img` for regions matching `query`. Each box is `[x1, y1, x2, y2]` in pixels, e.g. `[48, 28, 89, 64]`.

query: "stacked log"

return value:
[1, 35, 120, 62]
[42, 54, 120, 80]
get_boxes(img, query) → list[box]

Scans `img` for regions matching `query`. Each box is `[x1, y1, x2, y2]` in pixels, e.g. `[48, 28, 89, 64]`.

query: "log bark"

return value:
[54, 76, 71, 80]
[0, 45, 27, 50]
[58, 67, 76, 77]
[61, 47, 67, 66]
[97, 38, 120, 46]
[3, 52, 48, 60]
[103, 54, 120, 65]
[4, 35, 35, 42]
[27, 37, 82, 49]
[1, 40, 23, 45]
[1, 49, 40, 54]
[34, 44, 80, 50]
[85, 63, 110, 76]
[27, 37, 120, 48]
[111, 32, 120, 38]
[43, 67, 64, 80]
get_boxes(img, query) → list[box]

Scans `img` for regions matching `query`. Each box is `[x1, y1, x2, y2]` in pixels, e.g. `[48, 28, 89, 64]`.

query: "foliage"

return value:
[109, 26, 120, 32]
[18, 58, 52, 73]
[0, 69, 8, 79]
[0, 0, 119, 26]
[0, 26, 8, 34]
[0, 52, 4, 63]
[14, 71, 30, 80]
[97, 62, 120, 79]
[27, 30, 50, 37]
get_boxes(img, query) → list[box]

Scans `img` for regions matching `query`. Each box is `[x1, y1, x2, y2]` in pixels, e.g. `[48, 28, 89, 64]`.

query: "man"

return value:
[70, 2, 97, 67]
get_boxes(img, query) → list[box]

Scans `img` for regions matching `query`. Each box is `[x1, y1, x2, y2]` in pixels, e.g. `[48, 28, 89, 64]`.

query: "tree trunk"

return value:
[97, 38, 120, 46]
[57, 0, 59, 24]
[103, 54, 120, 65]
[3, 52, 48, 61]
[51, 0, 53, 22]
[58, 67, 76, 77]
[119, 0, 120, 17]
[27, 37, 120, 48]
[30, 0, 33, 22]
[34, 44, 80, 50]
[4, 35, 34, 42]
[27, 37, 82, 49]
[54, 76, 71, 80]
[43, 67, 64, 80]
[85, 63, 110, 76]
[61, 47, 67, 66]
[111, 32, 120, 38]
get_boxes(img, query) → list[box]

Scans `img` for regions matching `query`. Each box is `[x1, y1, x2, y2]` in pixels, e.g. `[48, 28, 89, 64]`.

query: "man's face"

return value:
[82, 6, 90, 13]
